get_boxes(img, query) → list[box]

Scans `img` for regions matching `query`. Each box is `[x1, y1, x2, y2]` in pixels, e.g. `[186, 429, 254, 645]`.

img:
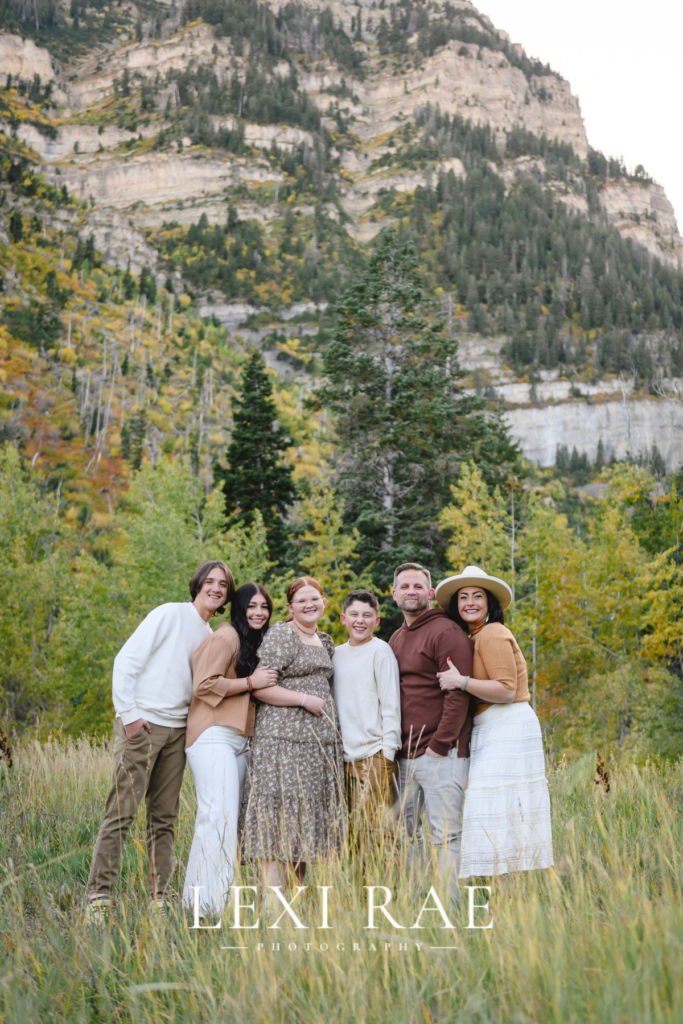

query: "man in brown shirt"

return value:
[389, 563, 473, 898]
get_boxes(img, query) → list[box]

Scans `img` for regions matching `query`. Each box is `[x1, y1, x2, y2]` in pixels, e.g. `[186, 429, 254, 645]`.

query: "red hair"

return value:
[285, 577, 324, 620]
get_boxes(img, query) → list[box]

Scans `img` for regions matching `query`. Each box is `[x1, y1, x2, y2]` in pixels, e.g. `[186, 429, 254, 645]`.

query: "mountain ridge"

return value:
[2, 3, 681, 266]
[2, 0, 683, 498]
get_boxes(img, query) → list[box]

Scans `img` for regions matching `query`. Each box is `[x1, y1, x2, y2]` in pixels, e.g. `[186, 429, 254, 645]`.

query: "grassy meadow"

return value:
[0, 737, 681, 1023]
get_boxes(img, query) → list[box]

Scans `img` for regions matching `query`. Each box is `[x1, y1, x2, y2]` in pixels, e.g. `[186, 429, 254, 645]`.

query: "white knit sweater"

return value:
[112, 602, 213, 728]
[331, 637, 402, 763]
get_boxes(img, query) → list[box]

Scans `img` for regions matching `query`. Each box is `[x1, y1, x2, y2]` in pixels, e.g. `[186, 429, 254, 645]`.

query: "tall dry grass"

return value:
[0, 737, 681, 1023]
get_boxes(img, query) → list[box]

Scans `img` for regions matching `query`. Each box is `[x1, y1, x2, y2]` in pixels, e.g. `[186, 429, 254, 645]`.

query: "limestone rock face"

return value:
[599, 180, 683, 266]
[49, 150, 284, 210]
[61, 24, 223, 110]
[456, 335, 683, 470]
[44, 205, 160, 277]
[0, 34, 55, 85]
[504, 397, 683, 469]
[12, 118, 311, 162]
[3, 5, 681, 475]
[7, 5, 677, 266]
[301, 43, 587, 157]
[232, 122, 315, 152]
[9, 121, 151, 160]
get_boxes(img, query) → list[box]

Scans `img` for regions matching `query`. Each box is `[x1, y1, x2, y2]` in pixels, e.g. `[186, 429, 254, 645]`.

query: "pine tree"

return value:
[214, 351, 297, 562]
[556, 444, 569, 472]
[9, 211, 23, 244]
[73, 236, 86, 268]
[139, 265, 156, 303]
[595, 438, 605, 472]
[84, 234, 96, 264]
[122, 266, 136, 300]
[121, 410, 147, 470]
[312, 229, 517, 578]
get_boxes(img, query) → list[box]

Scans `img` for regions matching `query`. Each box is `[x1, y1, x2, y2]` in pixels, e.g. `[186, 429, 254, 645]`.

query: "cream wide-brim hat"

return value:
[434, 564, 513, 611]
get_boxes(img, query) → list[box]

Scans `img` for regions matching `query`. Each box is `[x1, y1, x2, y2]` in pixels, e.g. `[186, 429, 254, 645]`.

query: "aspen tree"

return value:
[295, 476, 374, 642]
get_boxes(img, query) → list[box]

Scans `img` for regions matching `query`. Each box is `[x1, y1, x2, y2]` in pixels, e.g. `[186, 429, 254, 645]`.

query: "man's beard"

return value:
[397, 595, 430, 613]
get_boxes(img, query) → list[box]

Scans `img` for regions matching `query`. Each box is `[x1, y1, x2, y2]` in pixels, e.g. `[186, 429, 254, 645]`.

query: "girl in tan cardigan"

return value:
[182, 583, 277, 917]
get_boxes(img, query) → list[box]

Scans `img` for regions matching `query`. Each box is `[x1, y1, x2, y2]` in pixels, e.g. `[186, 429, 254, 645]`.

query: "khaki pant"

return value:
[88, 719, 187, 899]
[346, 751, 397, 847]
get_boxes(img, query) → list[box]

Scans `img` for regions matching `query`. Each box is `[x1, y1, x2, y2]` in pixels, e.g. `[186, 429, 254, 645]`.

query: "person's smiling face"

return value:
[194, 568, 229, 620]
[245, 592, 270, 632]
[393, 570, 433, 614]
[341, 600, 380, 646]
[457, 587, 488, 630]
[288, 585, 326, 628]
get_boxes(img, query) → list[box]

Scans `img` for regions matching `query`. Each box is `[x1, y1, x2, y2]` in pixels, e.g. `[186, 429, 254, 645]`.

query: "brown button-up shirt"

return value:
[185, 622, 255, 749]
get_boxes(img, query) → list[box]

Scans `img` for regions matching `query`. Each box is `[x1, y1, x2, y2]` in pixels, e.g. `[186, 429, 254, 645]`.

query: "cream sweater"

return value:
[112, 602, 212, 728]
[331, 637, 402, 763]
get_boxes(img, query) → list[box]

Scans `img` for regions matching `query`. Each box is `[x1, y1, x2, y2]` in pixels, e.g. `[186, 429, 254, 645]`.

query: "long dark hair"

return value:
[231, 583, 273, 675]
[447, 587, 505, 633]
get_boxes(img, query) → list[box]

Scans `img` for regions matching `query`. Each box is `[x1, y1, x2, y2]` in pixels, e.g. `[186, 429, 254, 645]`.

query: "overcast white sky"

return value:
[479, 0, 683, 224]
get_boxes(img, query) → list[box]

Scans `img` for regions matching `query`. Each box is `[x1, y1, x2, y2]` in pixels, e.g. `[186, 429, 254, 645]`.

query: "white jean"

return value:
[182, 726, 248, 914]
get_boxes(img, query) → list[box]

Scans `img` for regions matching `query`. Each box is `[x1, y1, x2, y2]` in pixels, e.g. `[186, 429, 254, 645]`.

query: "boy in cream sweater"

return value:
[332, 590, 401, 844]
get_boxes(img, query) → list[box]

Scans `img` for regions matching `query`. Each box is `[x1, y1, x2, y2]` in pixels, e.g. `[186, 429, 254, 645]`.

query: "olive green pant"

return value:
[88, 719, 186, 899]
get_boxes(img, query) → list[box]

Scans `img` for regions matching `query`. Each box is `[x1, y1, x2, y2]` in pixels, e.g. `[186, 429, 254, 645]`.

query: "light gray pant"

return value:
[397, 750, 469, 897]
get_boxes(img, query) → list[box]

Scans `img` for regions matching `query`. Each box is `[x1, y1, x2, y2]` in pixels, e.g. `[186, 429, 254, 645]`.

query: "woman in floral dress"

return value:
[239, 577, 347, 886]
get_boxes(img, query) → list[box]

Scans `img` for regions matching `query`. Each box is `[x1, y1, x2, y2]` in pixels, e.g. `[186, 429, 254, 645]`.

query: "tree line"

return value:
[4, 227, 681, 765]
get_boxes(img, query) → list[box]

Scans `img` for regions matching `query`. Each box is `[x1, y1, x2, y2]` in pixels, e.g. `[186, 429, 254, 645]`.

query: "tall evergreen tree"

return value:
[312, 229, 518, 579]
[214, 351, 296, 562]
[9, 211, 23, 244]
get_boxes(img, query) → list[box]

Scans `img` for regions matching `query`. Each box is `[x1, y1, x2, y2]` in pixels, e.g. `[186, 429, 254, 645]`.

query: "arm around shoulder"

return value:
[434, 621, 473, 676]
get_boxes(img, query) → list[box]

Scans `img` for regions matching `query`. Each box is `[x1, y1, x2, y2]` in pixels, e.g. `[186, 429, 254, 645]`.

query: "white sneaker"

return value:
[85, 895, 112, 926]
[149, 897, 169, 918]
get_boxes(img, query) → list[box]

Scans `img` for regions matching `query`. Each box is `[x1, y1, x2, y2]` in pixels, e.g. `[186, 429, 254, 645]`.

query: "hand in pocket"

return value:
[125, 719, 152, 739]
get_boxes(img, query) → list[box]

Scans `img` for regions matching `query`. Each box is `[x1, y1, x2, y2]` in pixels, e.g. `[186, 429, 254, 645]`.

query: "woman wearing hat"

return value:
[434, 565, 553, 878]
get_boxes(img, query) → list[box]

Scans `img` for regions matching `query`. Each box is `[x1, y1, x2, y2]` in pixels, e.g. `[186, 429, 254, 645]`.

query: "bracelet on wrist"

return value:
[301, 694, 307, 708]
[461, 675, 470, 692]
[246, 676, 253, 692]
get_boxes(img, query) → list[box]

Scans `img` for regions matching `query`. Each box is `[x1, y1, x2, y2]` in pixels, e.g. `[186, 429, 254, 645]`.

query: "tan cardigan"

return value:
[473, 622, 530, 716]
[185, 622, 256, 749]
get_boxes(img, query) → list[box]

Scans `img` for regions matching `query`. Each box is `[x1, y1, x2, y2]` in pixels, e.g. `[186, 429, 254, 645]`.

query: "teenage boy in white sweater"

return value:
[86, 561, 234, 921]
[332, 590, 401, 844]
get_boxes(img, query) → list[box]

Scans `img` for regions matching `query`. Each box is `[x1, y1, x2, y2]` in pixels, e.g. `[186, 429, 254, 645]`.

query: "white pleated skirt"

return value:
[459, 701, 554, 878]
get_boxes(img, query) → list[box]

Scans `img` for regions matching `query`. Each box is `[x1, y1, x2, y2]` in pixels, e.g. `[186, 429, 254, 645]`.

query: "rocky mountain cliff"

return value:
[2, 0, 683, 500]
